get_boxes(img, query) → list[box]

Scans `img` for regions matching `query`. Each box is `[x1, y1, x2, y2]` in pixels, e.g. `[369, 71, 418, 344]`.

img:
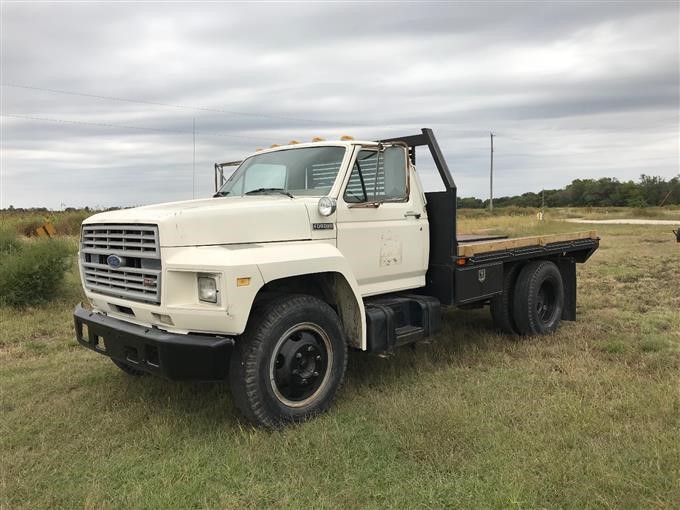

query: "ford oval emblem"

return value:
[107, 254, 123, 269]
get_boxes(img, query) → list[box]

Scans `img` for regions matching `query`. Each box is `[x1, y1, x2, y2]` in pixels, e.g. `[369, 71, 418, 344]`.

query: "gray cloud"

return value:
[1, 1, 678, 208]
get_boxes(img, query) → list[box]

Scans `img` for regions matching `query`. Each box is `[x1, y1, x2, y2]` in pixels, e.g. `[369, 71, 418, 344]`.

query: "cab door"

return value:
[336, 145, 429, 296]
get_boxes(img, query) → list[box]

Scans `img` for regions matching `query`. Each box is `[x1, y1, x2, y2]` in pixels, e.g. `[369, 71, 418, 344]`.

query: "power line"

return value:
[1, 82, 350, 126]
[3, 83, 544, 140]
[0, 113, 275, 142]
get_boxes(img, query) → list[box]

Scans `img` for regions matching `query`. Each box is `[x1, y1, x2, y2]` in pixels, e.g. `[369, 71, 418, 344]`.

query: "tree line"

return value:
[3, 175, 679, 212]
[458, 175, 680, 209]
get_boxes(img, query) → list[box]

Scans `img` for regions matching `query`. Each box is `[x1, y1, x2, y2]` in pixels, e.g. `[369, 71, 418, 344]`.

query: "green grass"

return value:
[1, 217, 679, 509]
[0, 234, 76, 307]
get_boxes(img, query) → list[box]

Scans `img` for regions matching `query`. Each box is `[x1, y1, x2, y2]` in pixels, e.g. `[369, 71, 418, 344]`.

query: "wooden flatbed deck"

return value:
[457, 231, 598, 257]
[457, 234, 508, 243]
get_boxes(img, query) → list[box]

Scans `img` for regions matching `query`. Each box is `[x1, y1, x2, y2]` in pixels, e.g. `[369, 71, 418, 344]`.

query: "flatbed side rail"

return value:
[457, 231, 598, 257]
[463, 237, 600, 265]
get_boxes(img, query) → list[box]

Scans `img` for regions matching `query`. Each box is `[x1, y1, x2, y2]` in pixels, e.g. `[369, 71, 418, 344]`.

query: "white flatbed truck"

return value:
[74, 128, 599, 427]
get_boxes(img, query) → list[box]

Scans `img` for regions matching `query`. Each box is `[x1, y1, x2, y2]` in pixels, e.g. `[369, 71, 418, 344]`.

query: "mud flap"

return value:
[557, 258, 577, 321]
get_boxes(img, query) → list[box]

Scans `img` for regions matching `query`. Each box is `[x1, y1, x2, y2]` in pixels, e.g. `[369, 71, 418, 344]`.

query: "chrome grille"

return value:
[81, 224, 159, 257]
[80, 224, 161, 304]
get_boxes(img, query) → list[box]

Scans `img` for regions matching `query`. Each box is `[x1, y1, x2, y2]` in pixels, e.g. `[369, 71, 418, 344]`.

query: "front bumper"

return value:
[74, 304, 233, 380]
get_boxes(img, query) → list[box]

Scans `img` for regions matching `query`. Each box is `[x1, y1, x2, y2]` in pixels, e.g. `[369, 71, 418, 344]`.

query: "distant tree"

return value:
[470, 175, 679, 208]
[668, 177, 680, 204]
[458, 196, 484, 208]
[639, 174, 668, 205]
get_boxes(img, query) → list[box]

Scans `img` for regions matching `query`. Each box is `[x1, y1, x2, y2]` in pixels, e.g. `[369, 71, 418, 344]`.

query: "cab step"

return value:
[364, 294, 441, 353]
[394, 325, 425, 345]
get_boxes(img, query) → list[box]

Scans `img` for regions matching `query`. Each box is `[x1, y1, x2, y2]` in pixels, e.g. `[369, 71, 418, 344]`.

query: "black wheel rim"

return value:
[536, 280, 558, 325]
[269, 323, 332, 407]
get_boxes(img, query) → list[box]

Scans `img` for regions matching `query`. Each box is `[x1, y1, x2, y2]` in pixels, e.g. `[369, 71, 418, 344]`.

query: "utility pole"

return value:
[489, 131, 495, 212]
[541, 189, 545, 221]
[192, 117, 196, 199]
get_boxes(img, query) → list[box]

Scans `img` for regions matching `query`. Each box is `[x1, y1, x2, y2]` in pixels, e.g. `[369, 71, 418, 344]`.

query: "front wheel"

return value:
[229, 295, 348, 428]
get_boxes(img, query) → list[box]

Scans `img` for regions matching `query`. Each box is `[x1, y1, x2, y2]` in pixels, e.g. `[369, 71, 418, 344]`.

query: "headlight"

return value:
[318, 197, 336, 216]
[197, 276, 218, 303]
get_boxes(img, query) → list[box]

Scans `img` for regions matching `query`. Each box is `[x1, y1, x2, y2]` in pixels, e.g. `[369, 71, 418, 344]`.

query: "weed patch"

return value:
[600, 340, 628, 355]
[640, 336, 669, 353]
[0, 237, 74, 307]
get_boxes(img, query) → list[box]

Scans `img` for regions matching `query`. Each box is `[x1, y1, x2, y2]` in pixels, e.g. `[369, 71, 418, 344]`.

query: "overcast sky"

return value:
[1, 1, 678, 209]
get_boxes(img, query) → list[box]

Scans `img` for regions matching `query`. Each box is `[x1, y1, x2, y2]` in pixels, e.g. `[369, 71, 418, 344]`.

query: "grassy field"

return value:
[1, 211, 679, 509]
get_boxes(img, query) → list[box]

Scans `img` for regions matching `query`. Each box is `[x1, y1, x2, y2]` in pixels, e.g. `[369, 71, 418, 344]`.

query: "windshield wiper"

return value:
[245, 188, 294, 199]
[213, 190, 230, 197]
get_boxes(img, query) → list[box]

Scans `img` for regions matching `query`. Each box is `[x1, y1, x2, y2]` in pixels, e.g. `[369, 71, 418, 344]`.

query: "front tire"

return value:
[512, 260, 564, 335]
[229, 295, 348, 428]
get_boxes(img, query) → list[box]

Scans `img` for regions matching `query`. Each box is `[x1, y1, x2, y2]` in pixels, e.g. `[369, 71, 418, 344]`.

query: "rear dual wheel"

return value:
[513, 260, 564, 335]
[492, 260, 564, 336]
[490, 263, 522, 334]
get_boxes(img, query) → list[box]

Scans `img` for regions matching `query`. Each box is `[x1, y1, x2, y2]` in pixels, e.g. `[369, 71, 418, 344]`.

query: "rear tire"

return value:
[111, 358, 146, 376]
[512, 260, 564, 335]
[490, 263, 522, 334]
[229, 295, 348, 428]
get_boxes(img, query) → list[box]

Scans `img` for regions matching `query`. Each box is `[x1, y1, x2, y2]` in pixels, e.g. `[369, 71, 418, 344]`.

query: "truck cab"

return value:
[74, 129, 599, 428]
[222, 138, 431, 295]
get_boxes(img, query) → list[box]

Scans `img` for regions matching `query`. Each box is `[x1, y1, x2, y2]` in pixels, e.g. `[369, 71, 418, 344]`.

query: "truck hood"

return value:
[83, 196, 318, 247]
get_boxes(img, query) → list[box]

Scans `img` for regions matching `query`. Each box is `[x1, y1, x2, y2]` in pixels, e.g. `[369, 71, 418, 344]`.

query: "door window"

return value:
[343, 146, 407, 203]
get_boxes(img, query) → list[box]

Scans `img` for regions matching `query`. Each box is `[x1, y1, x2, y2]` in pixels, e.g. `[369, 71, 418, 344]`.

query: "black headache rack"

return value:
[379, 128, 460, 305]
[361, 128, 457, 353]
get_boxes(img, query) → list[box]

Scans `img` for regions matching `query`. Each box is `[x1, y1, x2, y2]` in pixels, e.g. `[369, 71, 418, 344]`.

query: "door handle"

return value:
[404, 211, 421, 219]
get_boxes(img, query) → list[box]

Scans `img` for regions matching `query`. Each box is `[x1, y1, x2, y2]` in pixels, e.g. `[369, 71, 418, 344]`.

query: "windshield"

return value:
[216, 146, 347, 197]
